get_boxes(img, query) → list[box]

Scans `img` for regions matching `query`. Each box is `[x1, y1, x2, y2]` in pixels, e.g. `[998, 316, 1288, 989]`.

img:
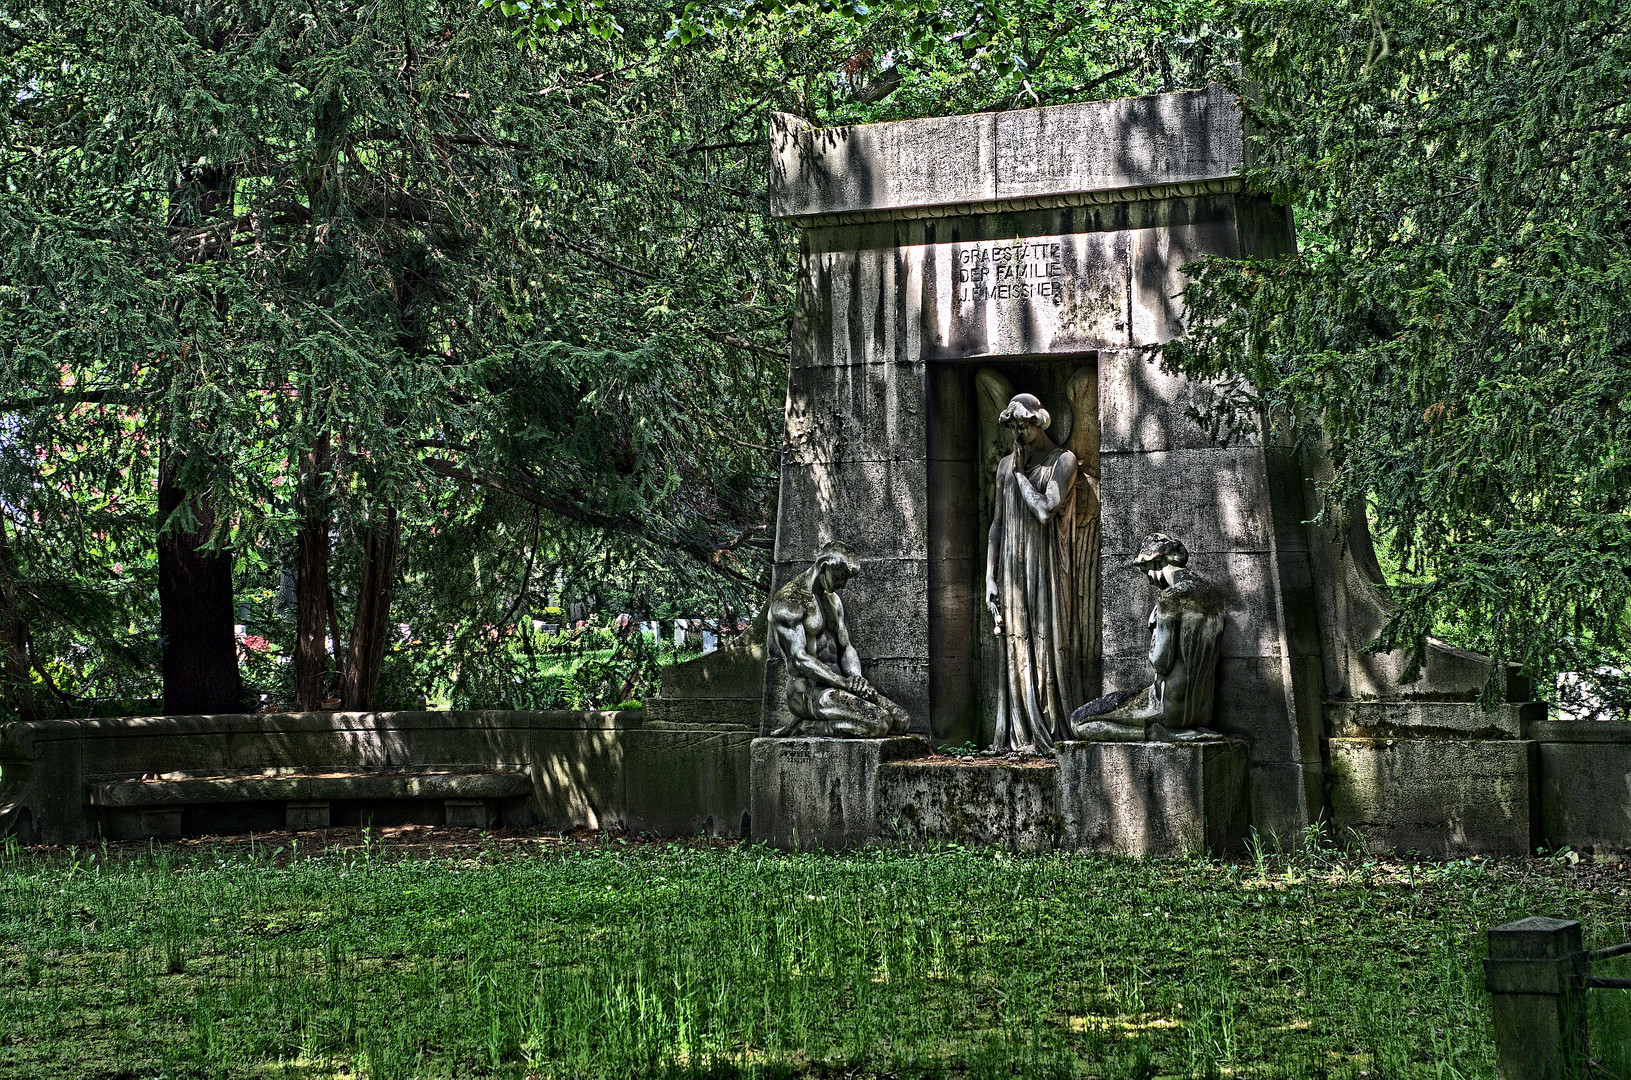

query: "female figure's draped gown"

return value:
[991, 446, 1080, 754]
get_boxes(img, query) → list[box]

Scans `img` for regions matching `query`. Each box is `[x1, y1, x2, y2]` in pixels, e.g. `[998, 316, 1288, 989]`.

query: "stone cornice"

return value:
[782, 177, 1245, 230]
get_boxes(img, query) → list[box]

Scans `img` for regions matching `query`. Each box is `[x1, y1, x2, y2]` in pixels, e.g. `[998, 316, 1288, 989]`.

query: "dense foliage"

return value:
[5, 0, 1626, 717]
[0, 0, 804, 714]
[0, 0, 1221, 719]
[1165, 0, 1631, 697]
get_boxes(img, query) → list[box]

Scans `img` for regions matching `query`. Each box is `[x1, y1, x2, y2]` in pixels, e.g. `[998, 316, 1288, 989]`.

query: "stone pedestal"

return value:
[1056, 739, 1249, 856]
[750, 736, 931, 850]
[878, 758, 1063, 851]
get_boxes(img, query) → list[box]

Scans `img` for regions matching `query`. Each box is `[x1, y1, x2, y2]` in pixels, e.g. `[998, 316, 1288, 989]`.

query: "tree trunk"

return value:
[341, 508, 401, 710]
[0, 517, 39, 724]
[160, 150, 241, 716]
[293, 435, 331, 710]
[158, 457, 243, 714]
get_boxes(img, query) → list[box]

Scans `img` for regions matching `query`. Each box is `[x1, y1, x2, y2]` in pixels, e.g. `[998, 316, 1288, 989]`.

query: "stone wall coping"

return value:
[1325, 700, 1541, 740]
[1525, 719, 1631, 743]
[780, 177, 1246, 229]
[757, 734, 934, 761]
[1, 709, 646, 761]
[769, 84, 1246, 224]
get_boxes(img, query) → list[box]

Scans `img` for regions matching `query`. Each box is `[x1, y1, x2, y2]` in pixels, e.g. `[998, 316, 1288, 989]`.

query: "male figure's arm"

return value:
[826, 593, 876, 700]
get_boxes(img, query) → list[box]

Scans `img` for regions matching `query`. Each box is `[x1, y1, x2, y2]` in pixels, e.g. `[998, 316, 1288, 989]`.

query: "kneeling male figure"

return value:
[768, 541, 910, 738]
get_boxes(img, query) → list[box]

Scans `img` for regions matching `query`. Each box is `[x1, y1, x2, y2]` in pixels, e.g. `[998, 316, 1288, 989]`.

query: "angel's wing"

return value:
[1065, 365, 1101, 697]
[974, 368, 1016, 528]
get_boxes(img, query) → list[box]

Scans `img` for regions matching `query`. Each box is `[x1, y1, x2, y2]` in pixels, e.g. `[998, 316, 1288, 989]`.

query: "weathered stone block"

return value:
[795, 234, 924, 369]
[773, 112, 997, 219]
[1130, 219, 1240, 345]
[774, 462, 929, 562]
[770, 86, 1246, 219]
[993, 87, 1245, 203]
[1524, 718, 1631, 742]
[878, 759, 1063, 851]
[521, 729, 630, 830]
[1098, 349, 1227, 454]
[1328, 738, 1536, 856]
[786, 361, 927, 467]
[285, 800, 331, 831]
[1536, 741, 1631, 856]
[625, 730, 756, 837]
[1056, 739, 1249, 856]
[1099, 448, 1275, 556]
[643, 699, 761, 729]
[649, 617, 765, 731]
[750, 736, 931, 850]
[923, 229, 1131, 359]
[1250, 761, 1326, 850]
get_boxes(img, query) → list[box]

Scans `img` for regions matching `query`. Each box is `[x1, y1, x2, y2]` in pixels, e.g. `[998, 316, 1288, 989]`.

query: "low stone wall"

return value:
[644, 610, 766, 731]
[1531, 719, 1631, 858]
[0, 710, 753, 845]
[1325, 701, 1539, 856]
[1327, 704, 1631, 859]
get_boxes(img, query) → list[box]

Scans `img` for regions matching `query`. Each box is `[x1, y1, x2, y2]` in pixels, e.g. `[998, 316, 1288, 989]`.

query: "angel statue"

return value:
[982, 382, 1096, 755]
[1068, 533, 1228, 742]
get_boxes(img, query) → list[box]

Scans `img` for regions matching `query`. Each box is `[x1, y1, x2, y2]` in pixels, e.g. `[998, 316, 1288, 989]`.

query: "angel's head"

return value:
[998, 394, 1052, 448]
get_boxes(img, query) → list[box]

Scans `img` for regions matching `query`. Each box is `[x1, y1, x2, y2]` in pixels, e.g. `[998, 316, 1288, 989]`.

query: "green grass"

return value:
[2, 834, 1629, 1079]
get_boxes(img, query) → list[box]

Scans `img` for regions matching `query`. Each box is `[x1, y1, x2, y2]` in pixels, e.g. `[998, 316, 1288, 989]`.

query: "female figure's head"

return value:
[998, 393, 1053, 449]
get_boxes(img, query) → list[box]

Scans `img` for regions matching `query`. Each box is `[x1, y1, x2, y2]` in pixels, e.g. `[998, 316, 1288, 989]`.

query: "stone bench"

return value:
[0, 710, 756, 844]
[87, 767, 534, 839]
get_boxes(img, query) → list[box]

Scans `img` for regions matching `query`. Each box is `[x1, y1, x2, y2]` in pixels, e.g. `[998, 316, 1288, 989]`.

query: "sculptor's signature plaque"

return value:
[954, 241, 1066, 303]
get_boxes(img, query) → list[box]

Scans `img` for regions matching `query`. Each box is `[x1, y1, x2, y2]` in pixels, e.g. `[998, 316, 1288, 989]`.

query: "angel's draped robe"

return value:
[990, 445, 1080, 754]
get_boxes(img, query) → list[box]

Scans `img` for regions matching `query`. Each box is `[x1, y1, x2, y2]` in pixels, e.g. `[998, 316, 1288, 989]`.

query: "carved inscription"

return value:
[955, 241, 1066, 303]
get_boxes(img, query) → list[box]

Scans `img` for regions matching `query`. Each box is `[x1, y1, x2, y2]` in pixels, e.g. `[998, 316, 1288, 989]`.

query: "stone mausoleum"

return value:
[3, 87, 1629, 858]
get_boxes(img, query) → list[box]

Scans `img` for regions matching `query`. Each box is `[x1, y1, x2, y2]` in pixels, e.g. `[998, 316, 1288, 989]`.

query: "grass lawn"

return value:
[2, 830, 1629, 1079]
